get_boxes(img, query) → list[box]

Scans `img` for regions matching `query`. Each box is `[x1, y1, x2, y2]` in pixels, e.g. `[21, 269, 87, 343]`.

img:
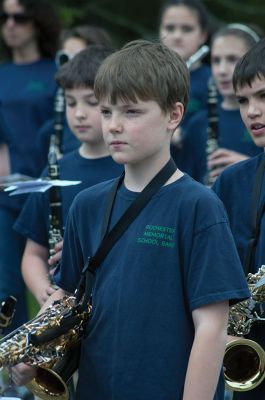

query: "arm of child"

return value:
[207, 148, 249, 177]
[11, 288, 67, 386]
[183, 300, 229, 400]
[0, 142, 10, 176]
[22, 239, 57, 306]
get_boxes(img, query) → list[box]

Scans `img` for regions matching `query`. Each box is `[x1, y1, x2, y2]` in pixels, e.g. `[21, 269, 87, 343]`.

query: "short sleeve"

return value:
[187, 220, 249, 311]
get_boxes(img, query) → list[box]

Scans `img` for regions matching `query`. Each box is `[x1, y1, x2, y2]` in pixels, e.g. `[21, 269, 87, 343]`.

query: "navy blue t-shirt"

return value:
[213, 153, 265, 274]
[0, 111, 10, 143]
[14, 150, 123, 247]
[213, 153, 265, 400]
[181, 64, 211, 130]
[55, 174, 249, 400]
[180, 106, 262, 182]
[0, 59, 57, 211]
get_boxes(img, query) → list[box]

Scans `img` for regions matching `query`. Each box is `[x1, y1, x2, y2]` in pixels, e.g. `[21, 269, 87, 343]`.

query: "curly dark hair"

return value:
[0, 0, 61, 59]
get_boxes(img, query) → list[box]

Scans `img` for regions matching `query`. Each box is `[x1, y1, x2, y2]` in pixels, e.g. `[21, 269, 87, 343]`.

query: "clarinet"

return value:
[52, 86, 65, 159]
[46, 52, 70, 275]
[48, 136, 63, 278]
[204, 77, 219, 187]
[52, 50, 70, 158]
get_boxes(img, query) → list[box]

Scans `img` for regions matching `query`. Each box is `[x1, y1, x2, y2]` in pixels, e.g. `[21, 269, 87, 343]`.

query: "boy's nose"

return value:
[75, 106, 87, 120]
[109, 116, 123, 133]
[247, 102, 261, 118]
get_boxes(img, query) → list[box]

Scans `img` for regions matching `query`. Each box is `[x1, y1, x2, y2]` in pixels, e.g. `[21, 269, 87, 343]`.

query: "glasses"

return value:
[0, 12, 31, 24]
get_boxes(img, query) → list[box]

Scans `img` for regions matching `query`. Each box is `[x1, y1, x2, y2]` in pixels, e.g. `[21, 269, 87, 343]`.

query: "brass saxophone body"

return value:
[0, 296, 91, 399]
[224, 265, 265, 392]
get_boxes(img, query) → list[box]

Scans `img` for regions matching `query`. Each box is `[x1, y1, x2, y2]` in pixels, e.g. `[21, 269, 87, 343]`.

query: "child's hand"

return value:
[37, 284, 57, 306]
[11, 363, 37, 386]
[48, 239, 63, 266]
[207, 148, 249, 177]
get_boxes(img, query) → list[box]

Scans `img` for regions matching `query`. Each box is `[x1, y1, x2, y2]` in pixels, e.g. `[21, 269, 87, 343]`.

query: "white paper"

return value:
[4, 178, 81, 195]
[0, 397, 22, 400]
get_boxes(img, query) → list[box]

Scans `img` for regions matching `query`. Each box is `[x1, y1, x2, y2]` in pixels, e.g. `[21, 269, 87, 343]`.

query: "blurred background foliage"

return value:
[53, 0, 265, 47]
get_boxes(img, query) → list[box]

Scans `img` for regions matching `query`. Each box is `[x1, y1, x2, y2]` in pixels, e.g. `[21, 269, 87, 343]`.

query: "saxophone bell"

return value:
[0, 296, 91, 400]
[224, 338, 265, 392]
[26, 343, 81, 400]
[224, 265, 265, 391]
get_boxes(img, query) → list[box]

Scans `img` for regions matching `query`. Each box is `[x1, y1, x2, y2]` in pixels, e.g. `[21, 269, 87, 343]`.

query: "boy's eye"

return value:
[100, 109, 111, 117]
[259, 92, 265, 100]
[237, 97, 247, 105]
[85, 95, 99, 106]
[126, 109, 141, 116]
[86, 99, 99, 107]
[66, 100, 76, 107]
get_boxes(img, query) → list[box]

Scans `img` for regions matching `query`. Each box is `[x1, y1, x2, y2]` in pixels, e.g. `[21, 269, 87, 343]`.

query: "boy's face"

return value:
[100, 98, 183, 166]
[65, 87, 103, 145]
[236, 76, 265, 148]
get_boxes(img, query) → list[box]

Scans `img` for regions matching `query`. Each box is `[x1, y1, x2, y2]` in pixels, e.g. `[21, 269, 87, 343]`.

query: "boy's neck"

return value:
[123, 154, 183, 192]
[79, 143, 109, 159]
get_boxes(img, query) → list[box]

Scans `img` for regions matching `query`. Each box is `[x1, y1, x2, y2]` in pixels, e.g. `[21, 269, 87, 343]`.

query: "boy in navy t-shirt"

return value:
[12, 40, 249, 400]
[213, 38, 265, 400]
[13, 46, 122, 307]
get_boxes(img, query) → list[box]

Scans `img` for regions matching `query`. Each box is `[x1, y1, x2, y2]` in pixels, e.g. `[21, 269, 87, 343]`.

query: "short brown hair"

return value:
[55, 46, 113, 90]
[94, 39, 190, 113]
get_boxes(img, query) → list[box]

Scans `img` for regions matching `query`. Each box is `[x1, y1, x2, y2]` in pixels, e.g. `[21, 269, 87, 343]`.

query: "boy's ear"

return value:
[167, 102, 184, 131]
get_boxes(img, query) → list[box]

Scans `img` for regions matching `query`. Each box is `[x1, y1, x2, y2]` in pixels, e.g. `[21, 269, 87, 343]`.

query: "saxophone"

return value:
[224, 265, 265, 392]
[0, 296, 91, 400]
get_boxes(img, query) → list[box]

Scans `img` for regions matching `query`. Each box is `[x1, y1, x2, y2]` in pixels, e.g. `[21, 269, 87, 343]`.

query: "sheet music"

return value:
[3, 178, 81, 195]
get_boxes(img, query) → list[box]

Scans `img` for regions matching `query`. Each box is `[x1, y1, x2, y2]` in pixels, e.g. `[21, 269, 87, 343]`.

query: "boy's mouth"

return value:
[250, 123, 265, 135]
[110, 140, 127, 148]
[110, 140, 126, 144]
[75, 125, 90, 131]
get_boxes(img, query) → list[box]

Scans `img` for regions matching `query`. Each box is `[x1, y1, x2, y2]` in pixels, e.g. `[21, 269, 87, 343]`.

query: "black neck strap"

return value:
[244, 155, 265, 274]
[75, 158, 177, 305]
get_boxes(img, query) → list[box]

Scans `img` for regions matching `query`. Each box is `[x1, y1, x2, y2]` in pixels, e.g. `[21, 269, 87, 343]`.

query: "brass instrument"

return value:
[0, 296, 17, 332]
[0, 296, 17, 396]
[0, 296, 91, 399]
[224, 265, 265, 391]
